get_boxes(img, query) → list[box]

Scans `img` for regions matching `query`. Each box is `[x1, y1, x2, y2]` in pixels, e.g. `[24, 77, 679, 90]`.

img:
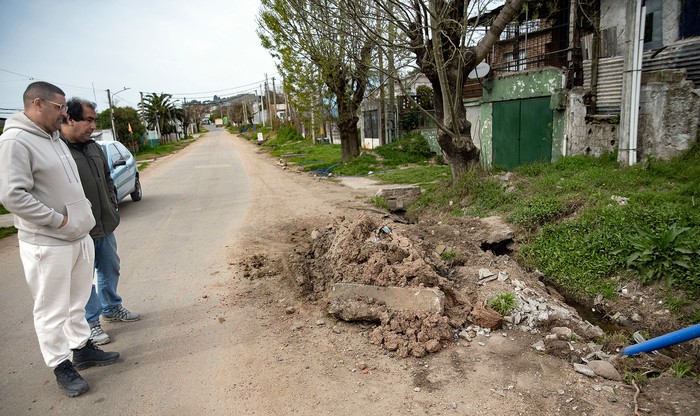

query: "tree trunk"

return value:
[433, 88, 480, 180]
[336, 103, 360, 162]
[427, 63, 480, 181]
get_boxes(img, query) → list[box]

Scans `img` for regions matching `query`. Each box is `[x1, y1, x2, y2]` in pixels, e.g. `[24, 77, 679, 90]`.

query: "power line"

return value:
[0, 67, 34, 80]
[171, 76, 277, 96]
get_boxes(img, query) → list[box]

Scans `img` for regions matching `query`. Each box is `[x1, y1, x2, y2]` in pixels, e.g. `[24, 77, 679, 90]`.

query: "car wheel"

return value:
[131, 176, 143, 201]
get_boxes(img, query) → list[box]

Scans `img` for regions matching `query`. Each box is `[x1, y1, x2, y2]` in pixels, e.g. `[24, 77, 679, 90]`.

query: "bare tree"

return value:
[347, 0, 526, 180]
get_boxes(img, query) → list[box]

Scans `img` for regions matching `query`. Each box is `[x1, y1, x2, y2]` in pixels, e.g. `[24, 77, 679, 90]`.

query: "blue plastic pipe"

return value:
[622, 324, 700, 356]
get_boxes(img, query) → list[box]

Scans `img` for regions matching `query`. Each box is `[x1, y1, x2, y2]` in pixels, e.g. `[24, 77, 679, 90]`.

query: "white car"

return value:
[95, 140, 142, 202]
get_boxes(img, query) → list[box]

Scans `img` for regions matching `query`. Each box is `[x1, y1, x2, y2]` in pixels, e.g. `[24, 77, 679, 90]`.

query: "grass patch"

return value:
[0, 226, 17, 239]
[252, 125, 700, 307]
[135, 139, 195, 160]
[0, 205, 8, 215]
[488, 293, 518, 316]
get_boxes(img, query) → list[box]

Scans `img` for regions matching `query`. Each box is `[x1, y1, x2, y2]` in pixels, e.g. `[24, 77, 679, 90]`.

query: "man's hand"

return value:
[58, 214, 67, 229]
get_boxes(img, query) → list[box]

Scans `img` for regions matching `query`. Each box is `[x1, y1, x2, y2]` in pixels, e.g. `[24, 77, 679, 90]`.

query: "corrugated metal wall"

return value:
[583, 38, 700, 115]
[643, 38, 700, 88]
[583, 57, 624, 115]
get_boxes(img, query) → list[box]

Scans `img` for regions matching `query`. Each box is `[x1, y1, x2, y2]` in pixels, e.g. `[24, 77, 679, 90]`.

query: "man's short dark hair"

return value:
[23, 81, 65, 109]
[66, 98, 97, 121]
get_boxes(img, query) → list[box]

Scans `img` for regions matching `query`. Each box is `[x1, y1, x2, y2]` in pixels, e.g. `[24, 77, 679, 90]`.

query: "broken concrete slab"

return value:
[328, 283, 445, 322]
[375, 186, 422, 212]
[479, 216, 515, 244]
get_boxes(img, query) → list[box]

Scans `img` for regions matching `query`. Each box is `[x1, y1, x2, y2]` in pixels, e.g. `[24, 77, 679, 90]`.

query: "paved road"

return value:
[0, 127, 252, 414]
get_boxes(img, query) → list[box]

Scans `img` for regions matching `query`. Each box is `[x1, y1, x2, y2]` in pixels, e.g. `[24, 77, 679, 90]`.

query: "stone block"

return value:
[328, 283, 445, 322]
[375, 186, 422, 212]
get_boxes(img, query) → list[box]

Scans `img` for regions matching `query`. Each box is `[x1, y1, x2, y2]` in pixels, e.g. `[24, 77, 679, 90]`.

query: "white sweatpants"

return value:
[19, 235, 94, 368]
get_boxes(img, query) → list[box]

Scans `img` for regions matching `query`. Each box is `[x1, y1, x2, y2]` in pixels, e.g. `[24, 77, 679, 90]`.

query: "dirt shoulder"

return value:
[221, 136, 699, 415]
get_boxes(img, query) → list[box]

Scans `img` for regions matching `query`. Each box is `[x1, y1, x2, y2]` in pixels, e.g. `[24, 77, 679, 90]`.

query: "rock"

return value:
[588, 360, 622, 381]
[328, 283, 445, 322]
[470, 302, 503, 329]
[551, 327, 573, 340]
[479, 216, 515, 244]
[375, 186, 422, 212]
[497, 271, 509, 281]
[574, 363, 596, 377]
[479, 268, 494, 278]
[532, 340, 546, 352]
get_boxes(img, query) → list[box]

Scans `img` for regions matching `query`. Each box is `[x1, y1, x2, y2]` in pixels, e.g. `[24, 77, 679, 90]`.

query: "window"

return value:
[504, 50, 527, 71]
[363, 110, 378, 138]
[680, 0, 700, 39]
[108, 144, 122, 162]
[644, 0, 663, 50]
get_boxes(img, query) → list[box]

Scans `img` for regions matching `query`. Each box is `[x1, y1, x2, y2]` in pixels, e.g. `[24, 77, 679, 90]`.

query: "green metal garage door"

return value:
[493, 97, 553, 170]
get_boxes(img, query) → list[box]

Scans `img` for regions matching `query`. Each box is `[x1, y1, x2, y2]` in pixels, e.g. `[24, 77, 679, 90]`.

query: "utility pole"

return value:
[107, 89, 116, 141]
[259, 84, 266, 127]
[265, 74, 272, 128]
[107, 87, 130, 142]
[272, 77, 278, 128]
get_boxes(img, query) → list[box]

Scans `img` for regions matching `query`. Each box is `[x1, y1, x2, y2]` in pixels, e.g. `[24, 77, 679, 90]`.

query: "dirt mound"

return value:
[277, 213, 602, 358]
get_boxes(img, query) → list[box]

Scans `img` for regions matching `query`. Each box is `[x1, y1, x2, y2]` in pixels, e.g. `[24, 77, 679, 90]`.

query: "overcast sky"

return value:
[0, 0, 277, 116]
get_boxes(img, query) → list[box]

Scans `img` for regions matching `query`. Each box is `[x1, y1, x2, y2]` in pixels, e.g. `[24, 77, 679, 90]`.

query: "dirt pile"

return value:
[287, 213, 604, 358]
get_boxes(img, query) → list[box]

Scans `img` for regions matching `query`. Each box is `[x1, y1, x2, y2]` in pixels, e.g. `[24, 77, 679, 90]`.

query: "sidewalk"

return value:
[0, 213, 15, 228]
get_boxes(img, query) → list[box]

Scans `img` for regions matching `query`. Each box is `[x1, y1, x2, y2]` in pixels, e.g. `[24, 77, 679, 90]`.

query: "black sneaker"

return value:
[54, 360, 89, 397]
[72, 339, 120, 371]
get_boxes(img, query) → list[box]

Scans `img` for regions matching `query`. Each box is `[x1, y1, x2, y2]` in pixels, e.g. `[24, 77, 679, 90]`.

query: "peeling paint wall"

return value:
[479, 68, 566, 167]
[638, 70, 700, 160]
[566, 70, 699, 161]
[566, 88, 619, 157]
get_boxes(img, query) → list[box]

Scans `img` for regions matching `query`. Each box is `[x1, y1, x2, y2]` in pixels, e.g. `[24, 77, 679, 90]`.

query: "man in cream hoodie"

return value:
[0, 82, 120, 397]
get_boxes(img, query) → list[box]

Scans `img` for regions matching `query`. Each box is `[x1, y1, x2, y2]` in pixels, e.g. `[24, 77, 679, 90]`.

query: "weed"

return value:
[369, 196, 389, 210]
[488, 293, 518, 316]
[667, 295, 691, 313]
[623, 371, 649, 386]
[625, 223, 700, 288]
[670, 361, 694, 378]
[440, 250, 457, 262]
[685, 308, 700, 324]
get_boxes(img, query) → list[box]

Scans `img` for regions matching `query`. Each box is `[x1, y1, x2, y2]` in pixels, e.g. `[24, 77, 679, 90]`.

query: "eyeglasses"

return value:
[40, 98, 68, 111]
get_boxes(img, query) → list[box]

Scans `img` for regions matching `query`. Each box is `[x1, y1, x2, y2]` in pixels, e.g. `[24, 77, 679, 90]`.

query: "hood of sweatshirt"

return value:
[3, 111, 59, 141]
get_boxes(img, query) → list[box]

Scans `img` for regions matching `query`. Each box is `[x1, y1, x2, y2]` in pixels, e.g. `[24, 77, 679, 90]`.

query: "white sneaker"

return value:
[89, 321, 111, 345]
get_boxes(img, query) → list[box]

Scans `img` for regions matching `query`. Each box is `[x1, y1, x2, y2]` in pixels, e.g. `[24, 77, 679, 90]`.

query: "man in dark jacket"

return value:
[61, 98, 140, 347]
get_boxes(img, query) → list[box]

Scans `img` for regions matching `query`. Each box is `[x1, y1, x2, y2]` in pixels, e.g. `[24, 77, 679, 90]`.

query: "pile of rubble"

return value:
[291, 214, 605, 358]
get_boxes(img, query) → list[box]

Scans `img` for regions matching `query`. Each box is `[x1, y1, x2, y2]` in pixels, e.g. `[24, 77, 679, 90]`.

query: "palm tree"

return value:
[139, 93, 176, 140]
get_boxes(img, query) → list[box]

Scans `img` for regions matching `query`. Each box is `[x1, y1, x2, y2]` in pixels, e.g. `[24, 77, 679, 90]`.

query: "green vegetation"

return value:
[440, 250, 457, 262]
[252, 127, 700, 314]
[0, 227, 17, 239]
[134, 138, 196, 161]
[0, 204, 9, 215]
[488, 293, 518, 316]
[670, 360, 694, 378]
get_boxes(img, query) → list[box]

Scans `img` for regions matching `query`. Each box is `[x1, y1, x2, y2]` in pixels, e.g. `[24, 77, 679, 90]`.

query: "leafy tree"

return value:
[139, 93, 177, 138]
[95, 107, 145, 151]
[258, 0, 375, 162]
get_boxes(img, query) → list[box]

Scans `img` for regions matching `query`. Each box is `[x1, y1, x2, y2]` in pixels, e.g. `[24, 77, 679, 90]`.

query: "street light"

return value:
[107, 87, 130, 141]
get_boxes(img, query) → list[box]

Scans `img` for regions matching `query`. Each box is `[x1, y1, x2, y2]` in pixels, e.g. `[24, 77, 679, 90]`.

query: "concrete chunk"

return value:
[328, 283, 445, 322]
[375, 186, 422, 211]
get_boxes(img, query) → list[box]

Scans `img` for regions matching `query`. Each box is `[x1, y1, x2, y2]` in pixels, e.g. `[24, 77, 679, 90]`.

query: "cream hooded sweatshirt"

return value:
[0, 112, 95, 245]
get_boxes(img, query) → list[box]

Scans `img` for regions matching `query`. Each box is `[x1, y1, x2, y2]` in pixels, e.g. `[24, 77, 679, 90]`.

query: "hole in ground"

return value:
[480, 239, 514, 256]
